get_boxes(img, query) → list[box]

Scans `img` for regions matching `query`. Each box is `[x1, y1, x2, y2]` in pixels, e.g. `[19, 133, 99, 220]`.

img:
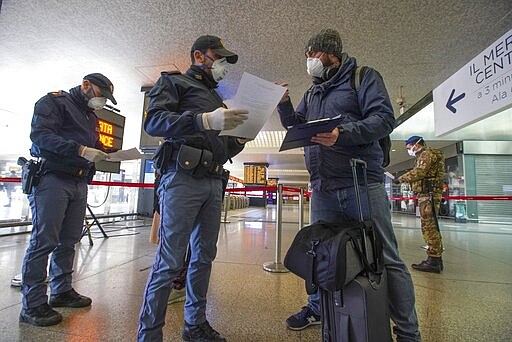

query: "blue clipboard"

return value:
[279, 115, 343, 151]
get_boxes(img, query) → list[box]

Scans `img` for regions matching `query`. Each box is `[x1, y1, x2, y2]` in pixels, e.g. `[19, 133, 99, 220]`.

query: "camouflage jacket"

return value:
[399, 146, 445, 196]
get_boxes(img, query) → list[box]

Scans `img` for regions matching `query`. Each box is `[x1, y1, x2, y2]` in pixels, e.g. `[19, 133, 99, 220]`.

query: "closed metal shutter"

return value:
[474, 155, 512, 222]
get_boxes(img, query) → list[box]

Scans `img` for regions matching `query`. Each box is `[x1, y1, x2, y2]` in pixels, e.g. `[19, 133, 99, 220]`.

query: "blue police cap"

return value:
[191, 35, 238, 64]
[405, 135, 423, 145]
[84, 73, 117, 105]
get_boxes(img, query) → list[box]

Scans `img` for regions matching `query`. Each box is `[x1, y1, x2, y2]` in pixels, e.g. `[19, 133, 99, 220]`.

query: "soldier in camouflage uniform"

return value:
[396, 136, 445, 273]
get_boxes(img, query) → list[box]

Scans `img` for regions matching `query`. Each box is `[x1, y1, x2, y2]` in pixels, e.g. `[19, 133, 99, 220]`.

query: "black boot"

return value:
[411, 256, 443, 273]
[49, 288, 92, 308]
[182, 321, 227, 341]
[19, 303, 63, 326]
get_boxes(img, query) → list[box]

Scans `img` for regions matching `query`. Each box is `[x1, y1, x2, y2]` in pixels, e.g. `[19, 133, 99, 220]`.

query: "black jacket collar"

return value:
[69, 86, 94, 113]
[186, 65, 218, 89]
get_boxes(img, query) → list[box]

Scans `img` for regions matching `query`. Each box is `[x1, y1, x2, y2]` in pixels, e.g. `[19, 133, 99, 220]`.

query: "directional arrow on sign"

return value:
[446, 89, 466, 113]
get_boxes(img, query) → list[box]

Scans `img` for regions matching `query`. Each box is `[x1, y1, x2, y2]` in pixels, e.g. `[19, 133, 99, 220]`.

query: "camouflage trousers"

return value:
[418, 195, 444, 257]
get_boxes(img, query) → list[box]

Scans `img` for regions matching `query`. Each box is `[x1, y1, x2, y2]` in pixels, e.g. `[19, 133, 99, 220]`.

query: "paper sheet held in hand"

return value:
[106, 148, 143, 162]
[219, 72, 286, 139]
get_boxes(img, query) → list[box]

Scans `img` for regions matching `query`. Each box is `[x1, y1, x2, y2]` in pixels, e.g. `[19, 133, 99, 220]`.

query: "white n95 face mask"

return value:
[407, 141, 419, 157]
[306, 57, 324, 77]
[88, 97, 107, 110]
[211, 58, 228, 81]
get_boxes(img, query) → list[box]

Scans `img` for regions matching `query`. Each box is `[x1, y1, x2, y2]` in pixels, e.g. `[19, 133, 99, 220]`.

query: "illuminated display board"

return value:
[244, 163, 268, 185]
[267, 178, 278, 187]
[95, 108, 125, 151]
[94, 107, 125, 173]
[98, 119, 116, 148]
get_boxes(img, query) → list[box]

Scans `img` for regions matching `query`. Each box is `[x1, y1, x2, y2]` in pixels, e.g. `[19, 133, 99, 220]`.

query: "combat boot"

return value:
[411, 256, 443, 273]
[182, 321, 226, 341]
[438, 257, 444, 271]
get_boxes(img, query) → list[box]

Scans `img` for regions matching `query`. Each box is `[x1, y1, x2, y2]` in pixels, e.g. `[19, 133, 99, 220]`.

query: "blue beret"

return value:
[405, 136, 423, 145]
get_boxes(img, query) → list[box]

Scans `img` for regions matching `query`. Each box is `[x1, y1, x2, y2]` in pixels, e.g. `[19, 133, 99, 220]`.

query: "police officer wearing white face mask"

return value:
[19, 73, 117, 327]
[138, 35, 249, 342]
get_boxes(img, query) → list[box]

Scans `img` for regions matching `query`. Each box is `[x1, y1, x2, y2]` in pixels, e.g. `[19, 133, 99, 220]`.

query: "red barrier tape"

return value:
[390, 196, 512, 201]
[3, 177, 510, 201]
[90, 180, 154, 188]
[226, 186, 277, 192]
[226, 186, 307, 193]
[0, 177, 154, 188]
[0, 178, 20, 183]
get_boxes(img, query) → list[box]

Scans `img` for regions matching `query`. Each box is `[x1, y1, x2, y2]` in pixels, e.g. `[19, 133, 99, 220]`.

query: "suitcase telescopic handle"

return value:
[349, 158, 373, 222]
[349, 158, 380, 274]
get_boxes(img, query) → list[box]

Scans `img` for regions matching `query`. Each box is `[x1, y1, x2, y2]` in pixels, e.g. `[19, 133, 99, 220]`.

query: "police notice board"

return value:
[433, 28, 512, 136]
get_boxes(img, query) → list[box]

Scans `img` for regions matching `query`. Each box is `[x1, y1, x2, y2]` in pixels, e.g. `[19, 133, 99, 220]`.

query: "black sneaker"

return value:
[19, 303, 63, 326]
[182, 321, 226, 341]
[49, 288, 92, 308]
[286, 306, 321, 330]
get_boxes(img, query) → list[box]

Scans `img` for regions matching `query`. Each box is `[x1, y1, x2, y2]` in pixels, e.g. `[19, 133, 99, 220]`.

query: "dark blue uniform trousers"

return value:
[138, 170, 223, 341]
[21, 173, 88, 309]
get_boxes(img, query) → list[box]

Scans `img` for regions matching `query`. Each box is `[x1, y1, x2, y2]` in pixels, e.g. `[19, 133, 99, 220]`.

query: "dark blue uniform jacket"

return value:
[277, 57, 395, 191]
[30, 86, 101, 169]
[144, 66, 244, 165]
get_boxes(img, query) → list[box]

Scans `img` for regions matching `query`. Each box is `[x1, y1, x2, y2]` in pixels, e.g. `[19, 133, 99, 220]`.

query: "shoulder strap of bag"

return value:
[351, 66, 392, 167]
[350, 65, 367, 92]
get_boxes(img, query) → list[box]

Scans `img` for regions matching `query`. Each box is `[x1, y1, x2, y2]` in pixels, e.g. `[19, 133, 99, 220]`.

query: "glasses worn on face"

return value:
[203, 51, 222, 62]
[88, 83, 104, 98]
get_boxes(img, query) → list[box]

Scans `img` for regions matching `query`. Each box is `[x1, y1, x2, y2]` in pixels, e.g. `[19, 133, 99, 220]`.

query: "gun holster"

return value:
[221, 169, 230, 200]
[18, 157, 41, 194]
[153, 142, 174, 175]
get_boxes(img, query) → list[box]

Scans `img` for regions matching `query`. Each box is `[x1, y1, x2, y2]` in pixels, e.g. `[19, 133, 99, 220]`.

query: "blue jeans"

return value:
[308, 183, 421, 342]
[21, 173, 88, 308]
[137, 170, 223, 341]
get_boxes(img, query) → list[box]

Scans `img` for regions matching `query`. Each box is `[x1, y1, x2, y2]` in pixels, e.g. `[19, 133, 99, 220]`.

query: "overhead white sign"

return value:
[433, 29, 512, 136]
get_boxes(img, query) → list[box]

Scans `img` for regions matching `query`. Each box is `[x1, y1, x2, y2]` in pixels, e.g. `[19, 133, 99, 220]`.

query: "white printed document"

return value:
[106, 148, 142, 162]
[219, 72, 286, 139]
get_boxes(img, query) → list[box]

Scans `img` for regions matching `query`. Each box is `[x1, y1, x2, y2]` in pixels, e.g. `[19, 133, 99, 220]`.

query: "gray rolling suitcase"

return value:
[320, 159, 391, 342]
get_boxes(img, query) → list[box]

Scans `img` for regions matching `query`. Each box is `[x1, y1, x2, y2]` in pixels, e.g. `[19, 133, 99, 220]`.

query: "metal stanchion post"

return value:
[21, 196, 30, 221]
[309, 192, 312, 225]
[299, 188, 304, 230]
[298, 187, 304, 230]
[263, 184, 289, 273]
[221, 192, 230, 223]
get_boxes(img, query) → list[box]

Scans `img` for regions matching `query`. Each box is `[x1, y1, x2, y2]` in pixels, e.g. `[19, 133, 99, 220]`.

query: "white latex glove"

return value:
[202, 107, 249, 130]
[79, 146, 108, 162]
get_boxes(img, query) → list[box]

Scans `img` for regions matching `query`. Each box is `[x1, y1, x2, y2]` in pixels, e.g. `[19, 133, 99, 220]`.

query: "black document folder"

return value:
[279, 115, 343, 151]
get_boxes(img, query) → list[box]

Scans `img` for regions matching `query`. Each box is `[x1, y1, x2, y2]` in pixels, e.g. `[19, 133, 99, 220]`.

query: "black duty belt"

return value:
[155, 143, 224, 177]
[208, 162, 224, 176]
[41, 159, 89, 178]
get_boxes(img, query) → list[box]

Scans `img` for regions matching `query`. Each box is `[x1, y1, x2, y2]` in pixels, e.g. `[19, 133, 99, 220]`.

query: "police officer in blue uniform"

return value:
[137, 35, 249, 342]
[19, 73, 117, 326]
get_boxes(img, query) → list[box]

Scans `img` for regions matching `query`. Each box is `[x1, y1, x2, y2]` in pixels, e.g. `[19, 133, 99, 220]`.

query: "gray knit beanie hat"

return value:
[305, 29, 343, 59]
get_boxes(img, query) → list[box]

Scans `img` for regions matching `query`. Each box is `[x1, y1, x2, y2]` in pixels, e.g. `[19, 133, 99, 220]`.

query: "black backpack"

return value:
[304, 66, 392, 167]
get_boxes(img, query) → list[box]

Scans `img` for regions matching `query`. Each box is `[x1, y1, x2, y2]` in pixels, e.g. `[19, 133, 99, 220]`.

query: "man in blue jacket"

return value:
[20, 73, 115, 326]
[138, 35, 249, 342]
[276, 29, 421, 342]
